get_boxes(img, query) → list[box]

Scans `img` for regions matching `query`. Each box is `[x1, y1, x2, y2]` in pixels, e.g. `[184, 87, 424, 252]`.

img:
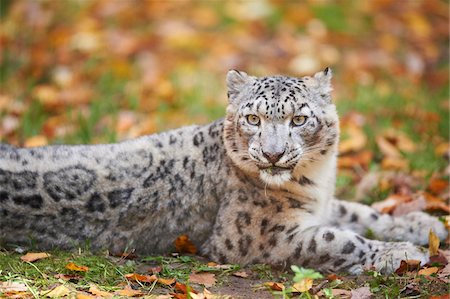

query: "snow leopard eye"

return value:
[292, 115, 308, 126]
[246, 114, 260, 126]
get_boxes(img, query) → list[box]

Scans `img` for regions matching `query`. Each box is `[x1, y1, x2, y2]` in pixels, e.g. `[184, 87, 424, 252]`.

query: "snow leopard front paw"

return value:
[372, 242, 428, 274]
[398, 212, 448, 245]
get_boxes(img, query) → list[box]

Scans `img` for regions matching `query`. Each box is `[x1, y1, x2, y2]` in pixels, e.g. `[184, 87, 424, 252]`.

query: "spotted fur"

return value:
[0, 70, 447, 274]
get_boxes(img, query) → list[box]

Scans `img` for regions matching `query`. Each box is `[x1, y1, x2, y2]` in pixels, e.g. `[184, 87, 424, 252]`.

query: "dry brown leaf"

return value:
[429, 230, 440, 257]
[88, 285, 113, 298]
[350, 286, 372, 299]
[392, 197, 426, 217]
[65, 262, 89, 272]
[420, 192, 450, 214]
[20, 252, 51, 262]
[174, 281, 197, 294]
[45, 285, 72, 298]
[171, 294, 188, 299]
[339, 125, 367, 154]
[435, 142, 450, 157]
[158, 277, 176, 285]
[232, 271, 249, 278]
[376, 136, 401, 158]
[189, 272, 216, 287]
[264, 282, 285, 291]
[395, 259, 421, 275]
[418, 267, 439, 276]
[115, 285, 143, 297]
[0, 281, 28, 293]
[381, 157, 409, 171]
[338, 150, 373, 169]
[372, 194, 412, 214]
[174, 235, 197, 254]
[124, 273, 157, 283]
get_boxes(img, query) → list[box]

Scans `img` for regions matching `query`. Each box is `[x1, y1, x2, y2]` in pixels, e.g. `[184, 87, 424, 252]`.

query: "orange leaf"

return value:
[428, 178, 449, 195]
[372, 194, 412, 214]
[339, 125, 367, 154]
[24, 135, 48, 147]
[20, 252, 50, 262]
[418, 267, 439, 276]
[264, 282, 285, 291]
[174, 235, 197, 254]
[76, 292, 96, 299]
[124, 273, 157, 283]
[171, 294, 187, 299]
[88, 285, 113, 297]
[158, 277, 176, 286]
[189, 272, 216, 287]
[115, 286, 143, 297]
[376, 136, 401, 158]
[174, 282, 197, 294]
[65, 262, 89, 272]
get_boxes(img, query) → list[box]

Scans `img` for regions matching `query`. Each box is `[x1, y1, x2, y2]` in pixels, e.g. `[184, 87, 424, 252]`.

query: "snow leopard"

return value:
[0, 68, 447, 274]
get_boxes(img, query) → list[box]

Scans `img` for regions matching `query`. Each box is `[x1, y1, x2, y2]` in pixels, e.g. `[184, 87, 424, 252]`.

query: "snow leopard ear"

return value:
[313, 67, 332, 94]
[226, 70, 253, 102]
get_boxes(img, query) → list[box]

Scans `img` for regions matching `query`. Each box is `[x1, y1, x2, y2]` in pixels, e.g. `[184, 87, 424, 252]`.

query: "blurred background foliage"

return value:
[0, 0, 448, 201]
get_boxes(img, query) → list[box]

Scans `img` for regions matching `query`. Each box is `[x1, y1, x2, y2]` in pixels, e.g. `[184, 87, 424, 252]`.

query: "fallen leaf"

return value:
[124, 273, 157, 283]
[171, 294, 187, 299]
[65, 262, 89, 272]
[291, 278, 313, 293]
[376, 136, 401, 158]
[115, 285, 143, 297]
[326, 273, 340, 281]
[420, 192, 450, 214]
[158, 277, 176, 286]
[418, 267, 439, 276]
[338, 150, 373, 169]
[381, 157, 409, 171]
[174, 282, 197, 294]
[429, 230, 440, 257]
[435, 142, 449, 158]
[395, 259, 421, 275]
[0, 281, 28, 292]
[350, 286, 372, 299]
[232, 271, 249, 278]
[372, 194, 411, 214]
[339, 125, 367, 154]
[20, 252, 51, 262]
[428, 178, 449, 195]
[429, 295, 450, 299]
[189, 272, 216, 287]
[264, 282, 285, 291]
[392, 197, 426, 217]
[175, 235, 197, 254]
[24, 135, 48, 147]
[76, 292, 96, 299]
[148, 266, 162, 274]
[45, 285, 72, 298]
[88, 285, 113, 297]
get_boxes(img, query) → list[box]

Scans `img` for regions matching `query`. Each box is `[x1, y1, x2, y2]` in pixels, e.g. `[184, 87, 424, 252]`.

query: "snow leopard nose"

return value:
[262, 150, 285, 164]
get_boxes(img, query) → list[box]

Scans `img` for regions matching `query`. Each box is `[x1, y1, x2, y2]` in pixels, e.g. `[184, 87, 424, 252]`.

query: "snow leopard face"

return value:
[223, 68, 339, 186]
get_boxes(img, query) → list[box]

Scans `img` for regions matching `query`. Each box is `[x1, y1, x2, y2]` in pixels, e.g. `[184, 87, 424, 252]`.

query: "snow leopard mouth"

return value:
[260, 166, 292, 175]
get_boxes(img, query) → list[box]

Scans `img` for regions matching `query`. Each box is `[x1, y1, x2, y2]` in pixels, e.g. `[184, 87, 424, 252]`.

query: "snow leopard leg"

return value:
[329, 199, 448, 245]
[283, 225, 428, 274]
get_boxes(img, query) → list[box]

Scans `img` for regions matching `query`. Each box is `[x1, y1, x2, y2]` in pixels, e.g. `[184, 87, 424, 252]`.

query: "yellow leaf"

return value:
[418, 267, 439, 276]
[339, 125, 367, 154]
[291, 278, 313, 293]
[88, 285, 113, 298]
[20, 252, 51, 262]
[429, 230, 440, 257]
[76, 292, 96, 299]
[45, 285, 71, 298]
[65, 262, 89, 272]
